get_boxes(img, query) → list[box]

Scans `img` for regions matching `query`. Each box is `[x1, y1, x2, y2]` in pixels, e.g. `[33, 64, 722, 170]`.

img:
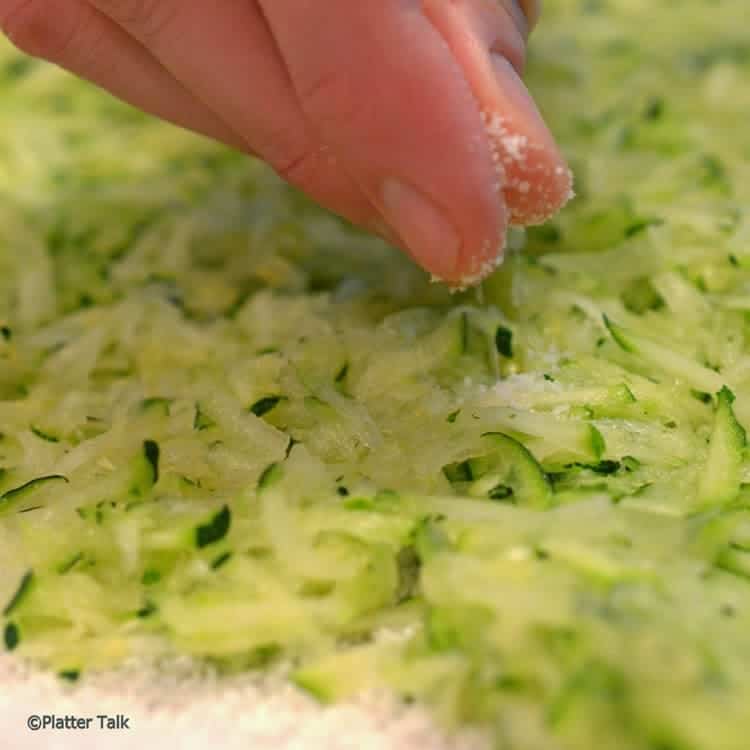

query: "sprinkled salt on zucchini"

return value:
[3, 2, 750, 747]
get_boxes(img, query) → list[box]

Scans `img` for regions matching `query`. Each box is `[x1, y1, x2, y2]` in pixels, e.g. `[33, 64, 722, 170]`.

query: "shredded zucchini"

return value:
[2, 1, 750, 747]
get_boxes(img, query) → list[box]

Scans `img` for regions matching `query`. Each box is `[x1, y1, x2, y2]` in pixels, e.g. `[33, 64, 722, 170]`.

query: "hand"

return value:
[0, 0, 571, 287]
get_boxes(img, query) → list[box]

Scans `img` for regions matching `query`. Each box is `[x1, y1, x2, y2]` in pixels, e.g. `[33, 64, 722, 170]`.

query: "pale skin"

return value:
[0, 0, 571, 286]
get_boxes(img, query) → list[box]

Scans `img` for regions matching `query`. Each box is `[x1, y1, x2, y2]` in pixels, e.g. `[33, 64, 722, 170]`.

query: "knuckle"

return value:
[94, 0, 179, 42]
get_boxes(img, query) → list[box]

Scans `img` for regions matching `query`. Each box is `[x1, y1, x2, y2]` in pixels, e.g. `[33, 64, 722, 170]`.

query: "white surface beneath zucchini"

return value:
[2, 1, 750, 749]
[0, 654, 487, 750]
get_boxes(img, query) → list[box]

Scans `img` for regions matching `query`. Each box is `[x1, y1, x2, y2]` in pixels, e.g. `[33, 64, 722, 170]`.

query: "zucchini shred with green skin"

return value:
[2, 1, 750, 748]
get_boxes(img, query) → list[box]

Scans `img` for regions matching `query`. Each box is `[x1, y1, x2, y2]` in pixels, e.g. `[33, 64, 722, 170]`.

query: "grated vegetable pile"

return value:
[2, 1, 750, 747]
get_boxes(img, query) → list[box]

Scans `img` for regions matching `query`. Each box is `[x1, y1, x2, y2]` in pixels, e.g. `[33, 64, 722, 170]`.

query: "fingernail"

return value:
[490, 53, 543, 122]
[381, 179, 461, 278]
[489, 52, 573, 222]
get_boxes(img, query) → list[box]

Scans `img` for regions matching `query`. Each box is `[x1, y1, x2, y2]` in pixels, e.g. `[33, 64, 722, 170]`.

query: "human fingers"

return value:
[424, 0, 573, 226]
[261, 0, 510, 286]
[0, 0, 247, 150]
[85, 0, 377, 230]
